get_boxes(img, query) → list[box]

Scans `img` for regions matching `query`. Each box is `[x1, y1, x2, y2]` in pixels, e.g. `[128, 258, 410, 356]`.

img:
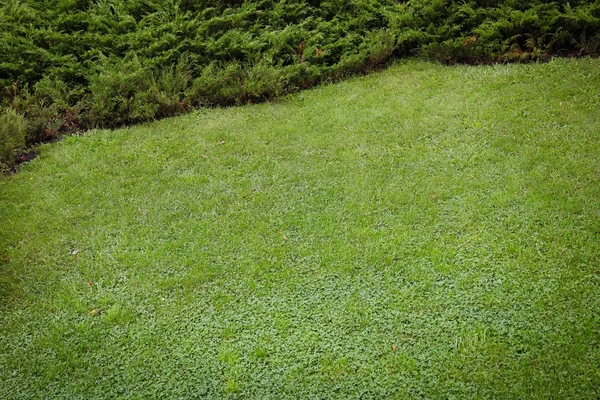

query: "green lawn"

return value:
[1, 59, 599, 398]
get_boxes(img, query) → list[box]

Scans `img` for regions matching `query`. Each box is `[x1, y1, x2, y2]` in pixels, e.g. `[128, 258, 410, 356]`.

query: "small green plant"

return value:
[0, 108, 26, 170]
[86, 54, 155, 127]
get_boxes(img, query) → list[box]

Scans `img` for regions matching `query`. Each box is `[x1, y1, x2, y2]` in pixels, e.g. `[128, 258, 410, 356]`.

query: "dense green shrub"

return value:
[8, 77, 85, 143]
[0, 108, 27, 170]
[1, 0, 599, 155]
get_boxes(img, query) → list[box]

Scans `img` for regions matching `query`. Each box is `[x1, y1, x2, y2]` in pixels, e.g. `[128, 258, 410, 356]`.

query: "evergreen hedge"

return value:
[1, 0, 599, 167]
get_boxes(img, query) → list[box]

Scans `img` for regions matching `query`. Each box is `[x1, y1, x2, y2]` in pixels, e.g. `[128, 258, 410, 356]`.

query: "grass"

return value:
[1, 58, 600, 398]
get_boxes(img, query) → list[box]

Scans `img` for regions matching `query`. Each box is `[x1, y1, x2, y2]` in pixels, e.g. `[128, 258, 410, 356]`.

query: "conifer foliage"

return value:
[1, 0, 599, 168]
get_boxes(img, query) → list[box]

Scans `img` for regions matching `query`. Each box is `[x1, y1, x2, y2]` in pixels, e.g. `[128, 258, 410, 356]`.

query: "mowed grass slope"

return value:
[1, 59, 599, 398]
